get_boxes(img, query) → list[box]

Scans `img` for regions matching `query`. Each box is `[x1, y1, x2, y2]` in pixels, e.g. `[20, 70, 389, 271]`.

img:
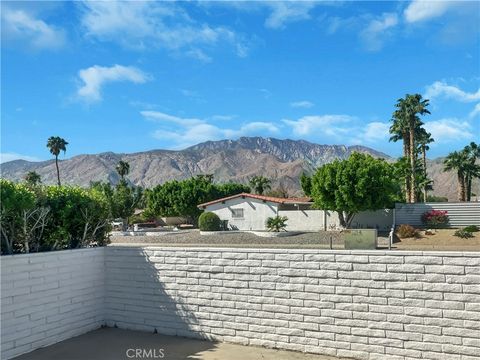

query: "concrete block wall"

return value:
[105, 247, 480, 360]
[1, 248, 105, 359]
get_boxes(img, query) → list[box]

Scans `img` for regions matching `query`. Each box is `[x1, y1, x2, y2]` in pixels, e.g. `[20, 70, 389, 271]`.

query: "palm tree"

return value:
[392, 94, 430, 203]
[249, 176, 271, 195]
[24, 171, 42, 186]
[463, 142, 480, 201]
[116, 160, 130, 183]
[444, 151, 469, 201]
[46, 136, 68, 186]
[417, 128, 434, 202]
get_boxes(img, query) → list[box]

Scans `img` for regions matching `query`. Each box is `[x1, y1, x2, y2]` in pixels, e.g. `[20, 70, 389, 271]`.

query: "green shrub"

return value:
[198, 212, 221, 231]
[397, 224, 418, 238]
[266, 216, 288, 232]
[454, 229, 474, 239]
[463, 225, 479, 233]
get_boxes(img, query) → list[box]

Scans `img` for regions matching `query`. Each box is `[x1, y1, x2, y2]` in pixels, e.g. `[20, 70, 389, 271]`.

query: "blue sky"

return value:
[1, 1, 479, 163]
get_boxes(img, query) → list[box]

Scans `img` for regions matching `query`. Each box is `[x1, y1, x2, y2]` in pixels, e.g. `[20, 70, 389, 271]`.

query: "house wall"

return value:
[105, 247, 480, 360]
[204, 197, 278, 230]
[0, 248, 105, 360]
[395, 202, 480, 227]
[277, 210, 324, 231]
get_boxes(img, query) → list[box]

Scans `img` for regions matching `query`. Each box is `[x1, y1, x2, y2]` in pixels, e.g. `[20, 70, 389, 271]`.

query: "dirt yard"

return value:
[394, 228, 480, 251]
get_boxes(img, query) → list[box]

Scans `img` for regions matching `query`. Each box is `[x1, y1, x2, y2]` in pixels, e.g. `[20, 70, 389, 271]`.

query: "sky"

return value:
[1, 0, 479, 163]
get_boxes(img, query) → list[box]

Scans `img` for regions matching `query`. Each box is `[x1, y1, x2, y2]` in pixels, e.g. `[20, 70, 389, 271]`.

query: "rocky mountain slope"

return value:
[1, 137, 473, 200]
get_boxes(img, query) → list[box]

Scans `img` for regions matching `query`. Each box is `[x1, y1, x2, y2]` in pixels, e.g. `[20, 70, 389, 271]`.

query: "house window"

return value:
[231, 209, 244, 218]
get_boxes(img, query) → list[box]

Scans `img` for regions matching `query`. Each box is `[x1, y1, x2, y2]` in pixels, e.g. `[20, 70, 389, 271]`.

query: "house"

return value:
[198, 193, 323, 231]
[198, 193, 394, 231]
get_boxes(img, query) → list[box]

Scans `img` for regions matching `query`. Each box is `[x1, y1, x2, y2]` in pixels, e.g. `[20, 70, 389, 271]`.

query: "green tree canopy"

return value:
[249, 176, 271, 195]
[115, 160, 130, 183]
[24, 171, 42, 186]
[311, 153, 399, 228]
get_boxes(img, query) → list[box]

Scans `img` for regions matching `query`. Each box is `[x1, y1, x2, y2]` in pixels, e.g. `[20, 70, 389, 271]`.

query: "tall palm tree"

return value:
[444, 151, 469, 201]
[24, 171, 42, 186]
[116, 160, 130, 183]
[249, 176, 271, 195]
[46, 136, 68, 186]
[417, 128, 434, 202]
[463, 142, 480, 201]
[393, 94, 430, 203]
[390, 110, 411, 202]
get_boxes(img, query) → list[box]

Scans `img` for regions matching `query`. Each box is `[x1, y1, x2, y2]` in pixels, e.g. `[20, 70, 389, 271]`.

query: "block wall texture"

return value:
[1, 248, 105, 359]
[105, 247, 480, 360]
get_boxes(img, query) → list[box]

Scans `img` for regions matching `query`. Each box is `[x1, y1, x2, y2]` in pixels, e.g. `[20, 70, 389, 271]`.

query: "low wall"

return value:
[2, 247, 480, 360]
[105, 247, 480, 360]
[0, 248, 105, 359]
[395, 202, 480, 227]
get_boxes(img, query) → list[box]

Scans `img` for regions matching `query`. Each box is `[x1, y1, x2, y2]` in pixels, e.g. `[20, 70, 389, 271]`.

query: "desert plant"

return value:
[46, 136, 68, 186]
[454, 229, 474, 239]
[198, 212, 221, 231]
[463, 225, 480, 233]
[421, 210, 449, 229]
[266, 216, 288, 232]
[397, 224, 418, 238]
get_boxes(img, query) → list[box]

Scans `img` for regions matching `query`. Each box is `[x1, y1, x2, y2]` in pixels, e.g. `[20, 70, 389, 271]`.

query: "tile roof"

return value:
[198, 193, 312, 208]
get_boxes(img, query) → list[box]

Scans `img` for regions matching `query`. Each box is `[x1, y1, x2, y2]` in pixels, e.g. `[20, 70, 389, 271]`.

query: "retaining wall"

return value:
[2, 247, 480, 360]
[0, 248, 105, 359]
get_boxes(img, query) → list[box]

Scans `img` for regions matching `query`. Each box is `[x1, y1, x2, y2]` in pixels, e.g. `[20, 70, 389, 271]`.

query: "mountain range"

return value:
[1, 137, 473, 201]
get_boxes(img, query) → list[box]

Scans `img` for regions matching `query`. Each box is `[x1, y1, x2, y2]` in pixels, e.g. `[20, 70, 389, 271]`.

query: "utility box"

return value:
[343, 229, 377, 250]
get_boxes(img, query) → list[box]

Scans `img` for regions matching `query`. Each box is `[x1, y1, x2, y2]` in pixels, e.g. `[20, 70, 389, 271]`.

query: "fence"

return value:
[2, 246, 480, 360]
[395, 202, 480, 227]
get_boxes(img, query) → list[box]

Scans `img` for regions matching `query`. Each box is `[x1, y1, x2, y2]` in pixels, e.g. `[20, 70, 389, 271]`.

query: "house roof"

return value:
[198, 193, 312, 208]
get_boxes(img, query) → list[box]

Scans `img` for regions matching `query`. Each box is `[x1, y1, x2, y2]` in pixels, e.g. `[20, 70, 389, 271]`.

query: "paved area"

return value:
[14, 328, 344, 360]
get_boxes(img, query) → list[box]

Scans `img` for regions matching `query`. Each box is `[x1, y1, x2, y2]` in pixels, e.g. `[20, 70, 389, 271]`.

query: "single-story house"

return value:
[198, 193, 394, 231]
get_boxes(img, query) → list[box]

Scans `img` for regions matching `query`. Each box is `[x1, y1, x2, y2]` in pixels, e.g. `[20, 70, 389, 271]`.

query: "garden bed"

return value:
[394, 228, 480, 251]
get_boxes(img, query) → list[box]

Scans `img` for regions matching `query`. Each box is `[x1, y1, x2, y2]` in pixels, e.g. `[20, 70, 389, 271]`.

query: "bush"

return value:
[397, 224, 418, 238]
[421, 210, 449, 229]
[1, 179, 111, 255]
[266, 216, 288, 232]
[198, 212, 221, 231]
[463, 225, 480, 233]
[454, 229, 474, 239]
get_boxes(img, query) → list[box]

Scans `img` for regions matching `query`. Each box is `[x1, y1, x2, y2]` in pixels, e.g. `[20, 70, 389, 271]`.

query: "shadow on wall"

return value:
[104, 247, 217, 359]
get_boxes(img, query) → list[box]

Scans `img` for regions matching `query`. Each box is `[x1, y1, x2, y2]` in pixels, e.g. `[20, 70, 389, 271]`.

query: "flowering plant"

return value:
[421, 210, 449, 229]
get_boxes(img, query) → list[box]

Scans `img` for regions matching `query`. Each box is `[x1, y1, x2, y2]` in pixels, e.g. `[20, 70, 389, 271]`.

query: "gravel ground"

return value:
[109, 230, 347, 248]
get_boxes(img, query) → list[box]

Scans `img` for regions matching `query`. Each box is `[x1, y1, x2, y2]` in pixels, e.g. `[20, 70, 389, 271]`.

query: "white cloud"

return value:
[358, 122, 390, 142]
[290, 100, 314, 108]
[77, 64, 150, 102]
[143, 111, 278, 148]
[424, 118, 473, 142]
[424, 81, 480, 102]
[360, 13, 398, 51]
[282, 115, 354, 137]
[404, 1, 456, 23]
[140, 111, 203, 126]
[0, 152, 41, 164]
[1, 7, 65, 49]
[264, 2, 317, 29]
[469, 103, 480, 119]
[79, 1, 249, 59]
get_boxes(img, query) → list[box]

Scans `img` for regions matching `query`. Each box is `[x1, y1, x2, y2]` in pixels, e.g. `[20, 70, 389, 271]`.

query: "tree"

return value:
[300, 173, 312, 196]
[417, 128, 434, 202]
[116, 160, 130, 183]
[46, 136, 68, 186]
[463, 142, 480, 201]
[311, 153, 399, 228]
[443, 151, 469, 201]
[215, 182, 251, 198]
[249, 176, 271, 195]
[24, 171, 42, 186]
[390, 94, 430, 202]
[266, 183, 289, 198]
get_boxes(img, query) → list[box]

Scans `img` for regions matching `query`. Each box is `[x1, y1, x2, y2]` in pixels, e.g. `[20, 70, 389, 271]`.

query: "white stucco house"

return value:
[198, 193, 394, 231]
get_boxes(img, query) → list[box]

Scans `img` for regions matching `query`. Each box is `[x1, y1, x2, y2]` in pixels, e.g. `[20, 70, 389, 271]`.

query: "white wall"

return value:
[105, 247, 480, 360]
[278, 210, 324, 231]
[1, 248, 105, 360]
[205, 197, 278, 230]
